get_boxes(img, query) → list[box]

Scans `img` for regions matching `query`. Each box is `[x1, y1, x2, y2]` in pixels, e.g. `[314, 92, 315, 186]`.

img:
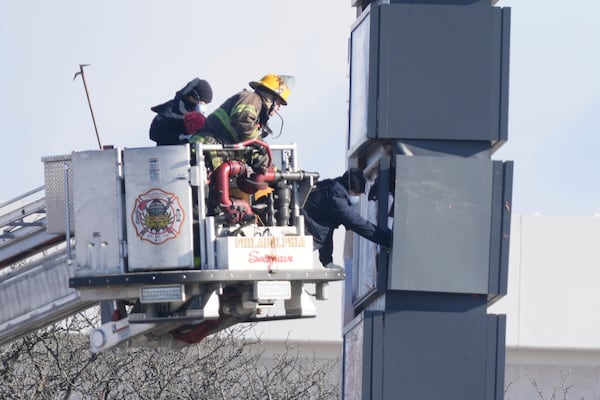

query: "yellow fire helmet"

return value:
[249, 74, 295, 105]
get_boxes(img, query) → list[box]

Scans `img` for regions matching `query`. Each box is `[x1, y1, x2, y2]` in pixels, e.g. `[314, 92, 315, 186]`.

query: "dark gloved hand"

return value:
[260, 123, 273, 138]
[247, 150, 269, 172]
[381, 229, 393, 251]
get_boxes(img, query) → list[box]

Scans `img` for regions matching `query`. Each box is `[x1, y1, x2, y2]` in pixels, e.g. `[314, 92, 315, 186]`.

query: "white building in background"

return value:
[256, 215, 600, 399]
[491, 215, 600, 399]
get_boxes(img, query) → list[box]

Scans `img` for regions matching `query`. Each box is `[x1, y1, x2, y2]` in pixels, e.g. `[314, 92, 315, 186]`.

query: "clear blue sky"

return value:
[494, 0, 600, 216]
[1, 0, 598, 216]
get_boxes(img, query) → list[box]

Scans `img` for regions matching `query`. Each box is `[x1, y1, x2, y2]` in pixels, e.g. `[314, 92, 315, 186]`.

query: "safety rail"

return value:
[0, 186, 63, 269]
[0, 242, 94, 347]
[0, 186, 93, 346]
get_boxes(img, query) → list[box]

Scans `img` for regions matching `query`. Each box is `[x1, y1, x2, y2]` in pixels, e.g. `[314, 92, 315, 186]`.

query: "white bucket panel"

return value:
[124, 146, 194, 271]
[215, 235, 313, 271]
[72, 149, 123, 275]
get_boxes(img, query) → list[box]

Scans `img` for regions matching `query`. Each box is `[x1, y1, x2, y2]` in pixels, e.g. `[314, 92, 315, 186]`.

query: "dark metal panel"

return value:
[371, 311, 385, 400]
[361, 311, 375, 399]
[484, 314, 507, 399]
[499, 162, 513, 295]
[490, 7, 503, 142]
[392, 139, 493, 158]
[487, 161, 504, 296]
[382, 310, 489, 399]
[484, 315, 498, 399]
[389, 155, 493, 294]
[343, 300, 504, 399]
[384, 291, 488, 314]
[495, 315, 507, 400]
[377, 3, 504, 142]
[487, 160, 513, 301]
[375, 157, 391, 304]
[499, 8, 512, 143]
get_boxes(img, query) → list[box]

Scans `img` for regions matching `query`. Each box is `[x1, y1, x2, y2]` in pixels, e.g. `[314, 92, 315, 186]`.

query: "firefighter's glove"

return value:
[260, 123, 273, 138]
[248, 150, 269, 172]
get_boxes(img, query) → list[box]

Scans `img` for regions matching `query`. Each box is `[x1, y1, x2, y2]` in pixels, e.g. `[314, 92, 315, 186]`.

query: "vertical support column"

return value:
[342, 1, 512, 399]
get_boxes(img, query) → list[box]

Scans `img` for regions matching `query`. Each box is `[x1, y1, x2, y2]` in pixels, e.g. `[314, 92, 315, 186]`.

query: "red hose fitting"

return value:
[213, 160, 255, 224]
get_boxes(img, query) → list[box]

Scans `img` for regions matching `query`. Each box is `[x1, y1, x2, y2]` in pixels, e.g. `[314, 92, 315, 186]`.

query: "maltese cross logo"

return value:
[131, 188, 185, 244]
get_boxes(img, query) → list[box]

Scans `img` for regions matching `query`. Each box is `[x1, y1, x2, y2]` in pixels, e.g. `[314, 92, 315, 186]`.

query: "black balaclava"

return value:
[342, 167, 366, 194]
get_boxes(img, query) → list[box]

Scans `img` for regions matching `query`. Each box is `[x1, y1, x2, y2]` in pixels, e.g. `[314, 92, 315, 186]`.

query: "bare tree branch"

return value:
[1, 309, 339, 399]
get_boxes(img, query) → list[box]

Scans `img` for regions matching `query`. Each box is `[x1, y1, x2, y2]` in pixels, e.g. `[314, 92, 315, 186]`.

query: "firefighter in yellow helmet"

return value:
[190, 74, 294, 171]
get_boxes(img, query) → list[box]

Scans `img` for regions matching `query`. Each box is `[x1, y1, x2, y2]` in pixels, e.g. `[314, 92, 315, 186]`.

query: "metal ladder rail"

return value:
[0, 185, 45, 224]
[0, 186, 63, 269]
[0, 243, 95, 347]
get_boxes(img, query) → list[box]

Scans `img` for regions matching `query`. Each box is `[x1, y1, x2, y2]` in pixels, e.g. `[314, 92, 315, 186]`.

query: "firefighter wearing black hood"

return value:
[149, 78, 213, 146]
[302, 168, 391, 267]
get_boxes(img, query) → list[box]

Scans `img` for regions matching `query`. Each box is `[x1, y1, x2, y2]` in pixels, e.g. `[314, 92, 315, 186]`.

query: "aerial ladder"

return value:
[0, 181, 95, 345]
[0, 141, 344, 352]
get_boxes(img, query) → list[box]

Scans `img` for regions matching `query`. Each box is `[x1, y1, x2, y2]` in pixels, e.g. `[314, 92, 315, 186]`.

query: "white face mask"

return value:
[196, 103, 208, 116]
[348, 195, 360, 205]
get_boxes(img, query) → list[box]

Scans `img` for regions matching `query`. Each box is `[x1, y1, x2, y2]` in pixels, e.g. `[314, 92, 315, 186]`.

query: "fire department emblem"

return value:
[131, 188, 185, 244]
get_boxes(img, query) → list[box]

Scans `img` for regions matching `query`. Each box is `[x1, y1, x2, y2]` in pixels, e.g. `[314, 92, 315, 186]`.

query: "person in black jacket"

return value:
[149, 78, 213, 146]
[302, 167, 391, 267]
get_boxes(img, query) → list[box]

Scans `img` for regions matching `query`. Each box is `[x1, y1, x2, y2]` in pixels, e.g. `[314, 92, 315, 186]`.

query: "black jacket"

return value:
[301, 177, 391, 266]
[149, 81, 200, 145]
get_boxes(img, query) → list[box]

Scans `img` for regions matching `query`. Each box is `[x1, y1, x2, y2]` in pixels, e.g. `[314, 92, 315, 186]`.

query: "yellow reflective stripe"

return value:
[232, 104, 257, 116]
[209, 153, 224, 170]
[232, 104, 260, 138]
[213, 108, 240, 142]
[248, 129, 260, 139]
[188, 135, 204, 144]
